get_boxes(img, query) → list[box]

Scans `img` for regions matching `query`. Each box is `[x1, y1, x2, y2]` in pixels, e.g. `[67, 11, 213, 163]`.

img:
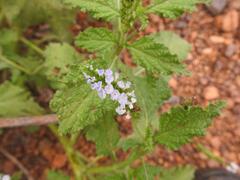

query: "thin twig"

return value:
[0, 147, 34, 180]
[0, 114, 58, 128]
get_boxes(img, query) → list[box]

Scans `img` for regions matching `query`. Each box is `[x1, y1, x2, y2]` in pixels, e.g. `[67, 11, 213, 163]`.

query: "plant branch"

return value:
[0, 147, 34, 180]
[196, 143, 226, 165]
[87, 148, 145, 174]
[0, 114, 58, 128]
[48, 125, 86, 180]
[20, 37, 45, 57]
[0, 55, 32, 74]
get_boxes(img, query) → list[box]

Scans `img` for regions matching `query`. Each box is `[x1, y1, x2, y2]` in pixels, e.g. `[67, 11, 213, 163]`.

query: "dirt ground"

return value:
[0, 1, 239, 179]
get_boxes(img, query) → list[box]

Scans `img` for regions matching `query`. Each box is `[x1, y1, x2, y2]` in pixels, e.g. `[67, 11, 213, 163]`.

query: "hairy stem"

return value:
[87, 148, 145, 174]
[48, 125, 88, 180]
[20, 37, 45, 57]
[196, 143, 226, 165]
[0, 55, 32, 74]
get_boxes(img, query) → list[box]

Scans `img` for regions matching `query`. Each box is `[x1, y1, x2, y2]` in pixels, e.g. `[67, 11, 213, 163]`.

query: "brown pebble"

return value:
[236, 76, 240, 87]
[203, 86, 220, 100]
[225, 44, 237, 57]
[222, 10, 239, 32]
[52, 154, 67, 168]
[210, 136, 221, 149]
[169, 78, 178, 89]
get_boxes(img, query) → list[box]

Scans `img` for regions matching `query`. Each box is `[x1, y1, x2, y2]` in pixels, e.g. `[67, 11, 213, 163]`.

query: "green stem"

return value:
[20, 37, 45, 57]
[0, 55, 31, 74]
[87, 149, 145, 174]
[48, 125, 87, 180]
[196, 143, 226, 165]
[109, 55, 119, 69]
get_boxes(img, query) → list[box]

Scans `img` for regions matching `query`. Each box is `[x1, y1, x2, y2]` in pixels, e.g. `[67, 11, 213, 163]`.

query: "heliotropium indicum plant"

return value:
[0, 0, 225, 179]
[48, 0, 225, 179]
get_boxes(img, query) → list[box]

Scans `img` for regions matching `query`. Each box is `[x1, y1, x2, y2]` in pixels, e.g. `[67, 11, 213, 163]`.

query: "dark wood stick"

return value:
[0, 147, 34, 180]
[0, 114, 58, 128]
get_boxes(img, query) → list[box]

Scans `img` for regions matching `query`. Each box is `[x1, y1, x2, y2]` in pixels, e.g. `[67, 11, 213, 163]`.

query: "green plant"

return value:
[0, 0, 224, 179]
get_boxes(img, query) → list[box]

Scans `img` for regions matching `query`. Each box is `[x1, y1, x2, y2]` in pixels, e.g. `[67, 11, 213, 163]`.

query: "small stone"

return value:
[169, 78, 178, 89]
[226, 98, 235, 109]
[167, 96, 180, 105]
[222, 10, 239, 32]
[236, 76, 240, 87]
[202, 48, 213, 55]
[203, 86, 220, 100]
[207, 0, 228, 15]
[210, 36, 225, 43]
[200, 77, 209, 85]
[150, 14, 160, 23]
[233, 105, 240, 116]
[211, 136, 221, 149]
[175, 21, 188, 29]
[225, 44, 237, 57]
[52, 154, 67, 168]
[231, 1, 240, 10]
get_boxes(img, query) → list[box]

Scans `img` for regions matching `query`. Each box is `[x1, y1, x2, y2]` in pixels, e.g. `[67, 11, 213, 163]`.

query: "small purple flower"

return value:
[104, 84, 114, 94]
[116, 106, 126, 115]
[91, 81, 101, 90]
[98, 89, 106, 99]
[97, 69, 105, 76]
[95, 81, 102, 91]
[118, 93, 128, 106]
[110, 89, 120, 100]
[105, 69, 113, 76]
[117, 81, 125, 89]
[105, 75, 114, 84]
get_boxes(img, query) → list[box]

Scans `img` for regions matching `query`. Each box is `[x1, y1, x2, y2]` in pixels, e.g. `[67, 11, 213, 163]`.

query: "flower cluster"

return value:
[83, 66, 136, 115]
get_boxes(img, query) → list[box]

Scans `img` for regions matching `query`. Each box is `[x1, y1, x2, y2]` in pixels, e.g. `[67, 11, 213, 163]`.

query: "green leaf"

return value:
[118, 136, 141, 151]
[0, 0, 27, 23]
[147, 0, 209, 18]
[50, 64, 116, 134]
[44, 43, 83, 80]
[0, 29, 19, 58]
[159, 165, 195, 180]
[118, 75, 171, 150]
[75, 28, 117, 56]
[0, 81, 44, 117]
[128, 36, 186, 75]
[63, 0, 119, 21]
[130, 164, 162, 180]
[128, 75, 171, 147]
[10, 0, 76, 41]
[47, 170, 70, 180]
[152, 31, 191, 60]
[86, 112, 120, 155]
[134, 75, 171, 126]
[155, 102, 225, 149]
